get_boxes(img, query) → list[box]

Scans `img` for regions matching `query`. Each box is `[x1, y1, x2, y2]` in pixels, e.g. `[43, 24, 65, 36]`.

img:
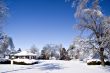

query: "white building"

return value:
[12, 51, 38, 64]
[14, 51, 37, 59]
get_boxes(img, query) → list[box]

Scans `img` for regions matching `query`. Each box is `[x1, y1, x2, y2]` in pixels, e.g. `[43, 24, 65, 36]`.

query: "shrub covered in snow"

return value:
[87, 59, 110, 65]
[87, 61, 101, 65]
[13, 59, 39, 65]
[0, 58, 11, 64]
[13, 61, 39, 65]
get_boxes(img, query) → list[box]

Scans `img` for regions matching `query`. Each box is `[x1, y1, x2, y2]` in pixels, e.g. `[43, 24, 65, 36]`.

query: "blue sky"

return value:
[3, 0, 110, 50]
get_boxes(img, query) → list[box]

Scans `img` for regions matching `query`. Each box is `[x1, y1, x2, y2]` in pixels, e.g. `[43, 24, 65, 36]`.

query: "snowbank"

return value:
[0, 58, 11, 64]
[0, 60, 110, 73]
[13, 59, 38, 64]
[87, 59, 109, 63]
[0, 58, 9, 62]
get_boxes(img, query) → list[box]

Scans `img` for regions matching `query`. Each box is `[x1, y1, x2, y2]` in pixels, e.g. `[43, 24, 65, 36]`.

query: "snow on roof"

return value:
[14, 51, 36, 56]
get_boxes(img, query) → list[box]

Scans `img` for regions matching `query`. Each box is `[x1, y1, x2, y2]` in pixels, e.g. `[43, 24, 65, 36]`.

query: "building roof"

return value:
[14, 51, 36, 56]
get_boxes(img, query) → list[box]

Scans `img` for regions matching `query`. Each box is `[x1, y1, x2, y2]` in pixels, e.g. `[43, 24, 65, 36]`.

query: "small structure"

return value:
[12, 51, 38, 65]
[14, 51, 37, 59]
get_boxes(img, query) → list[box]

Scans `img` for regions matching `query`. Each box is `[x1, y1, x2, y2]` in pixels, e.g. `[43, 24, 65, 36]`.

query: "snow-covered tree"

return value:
[49, 44, 62, 60]
[30, 45, 39, 58]
[17, 48, 21, 53]
[60, 48, 68, 60]
[30, 45, 39, 54]
[40, 44, 62, 60]
[0, 0, 10, 58]
[67, 45, 75, 59]
[0, 32, 15, 58]
[69, 37, 93, 60]
[41, 44, 52, 60]
[68, 0, 110, 66]
[0, 0, 8, 30]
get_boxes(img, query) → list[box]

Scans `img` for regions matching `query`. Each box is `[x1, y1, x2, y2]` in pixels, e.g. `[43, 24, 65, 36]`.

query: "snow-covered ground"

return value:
[0, 60, 110, 73]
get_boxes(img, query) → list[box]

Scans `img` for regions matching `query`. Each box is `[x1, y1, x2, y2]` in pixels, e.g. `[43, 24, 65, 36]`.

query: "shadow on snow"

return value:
[1, 63, 64, 73]
[38, 63, 63, 70]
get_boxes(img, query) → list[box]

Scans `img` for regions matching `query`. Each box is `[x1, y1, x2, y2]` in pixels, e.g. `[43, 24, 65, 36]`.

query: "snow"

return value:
[87, 59, 101, 63]
[0, 58, 9, 62]
[83, 8, 103, 17]
[13, 59, 37, 64]
[14, 51, 36, 56]
[0, 60, 110, 73]
[87, 59, 109, 63]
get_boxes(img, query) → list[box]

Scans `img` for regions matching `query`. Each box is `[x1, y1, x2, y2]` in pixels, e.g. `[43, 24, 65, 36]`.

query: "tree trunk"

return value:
[99, 48, 105, 66]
